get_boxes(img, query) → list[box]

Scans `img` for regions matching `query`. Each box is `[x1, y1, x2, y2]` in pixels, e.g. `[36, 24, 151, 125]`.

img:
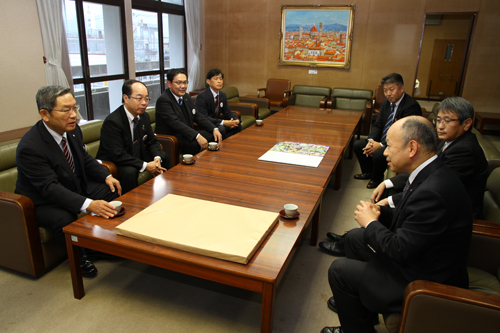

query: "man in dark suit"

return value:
[371, 97, 488, 219]
[353, 73, 422, 189]
[96, 80, 169, 194]
[194, 69, 241, 139]
[155, 68, 223, 155]
[16, 86, 122, 278]
[322, 116, 473, 333]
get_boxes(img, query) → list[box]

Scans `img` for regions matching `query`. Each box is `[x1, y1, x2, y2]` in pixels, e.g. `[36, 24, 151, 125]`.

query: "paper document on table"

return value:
[116, 194, 279, 264]
[258, 141, 329, 167]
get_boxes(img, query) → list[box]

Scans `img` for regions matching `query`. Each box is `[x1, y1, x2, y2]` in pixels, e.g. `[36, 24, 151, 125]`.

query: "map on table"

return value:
[258, 141, 330, 167]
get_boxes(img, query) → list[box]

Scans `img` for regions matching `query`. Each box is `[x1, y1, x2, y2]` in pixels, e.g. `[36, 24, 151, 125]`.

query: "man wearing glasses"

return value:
[155, 68, 223, 155]
[97, 80, 169, 194]
[16, 86, 122, 278]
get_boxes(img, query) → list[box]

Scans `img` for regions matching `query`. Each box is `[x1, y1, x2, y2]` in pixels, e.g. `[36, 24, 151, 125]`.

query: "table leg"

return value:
[261, 282, 275, 333]
[65, 233, 85, 299]
[310, 200, 321, 246]
[334, 155, 343, 191]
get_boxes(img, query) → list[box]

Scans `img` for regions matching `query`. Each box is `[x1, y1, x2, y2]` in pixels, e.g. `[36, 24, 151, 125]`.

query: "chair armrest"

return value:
[320, 96, 329, 109]
[100, 161, 118, 178]
[0, 190, 45, 277]
[325, 97, 333, 110]
[468, 220, 500, 275]
[257, 88, 266, 98]
[218, 110, 241, 120]
[284, 90, 292, 98]
[240, 97, 270, 109]
[228, 102, 258, 118]
[329, 97, 337, 110]
[156, 134, 179, 168]
[399, 280, 500, 333]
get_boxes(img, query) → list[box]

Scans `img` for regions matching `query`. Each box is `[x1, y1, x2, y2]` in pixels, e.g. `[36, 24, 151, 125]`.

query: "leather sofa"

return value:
[284, 85, 331, 109]
[221, 86, 271, 120]
[0, 109, 177, 278]
[330, 88, 374, 137]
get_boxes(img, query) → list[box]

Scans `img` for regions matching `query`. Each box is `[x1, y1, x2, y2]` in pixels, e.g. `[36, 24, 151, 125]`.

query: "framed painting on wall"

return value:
[279, 5, 355, 68]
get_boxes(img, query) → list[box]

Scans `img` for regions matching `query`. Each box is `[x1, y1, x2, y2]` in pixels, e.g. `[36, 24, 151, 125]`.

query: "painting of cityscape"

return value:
[279, 5, 355, 68]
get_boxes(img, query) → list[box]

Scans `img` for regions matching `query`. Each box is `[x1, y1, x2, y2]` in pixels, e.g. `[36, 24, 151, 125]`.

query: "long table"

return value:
[63, 107, 362, 332]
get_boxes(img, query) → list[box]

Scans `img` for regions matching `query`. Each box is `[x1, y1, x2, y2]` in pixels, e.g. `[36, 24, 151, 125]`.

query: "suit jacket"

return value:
[194, 88, 238, 126]
[360, 158, 472, 313]
[155, 88, 216, 140]
[96, 105, 165, 170]
[389, 131, 488, 219]
[369, 94, 422, 145]
[16, 121, 110, 214]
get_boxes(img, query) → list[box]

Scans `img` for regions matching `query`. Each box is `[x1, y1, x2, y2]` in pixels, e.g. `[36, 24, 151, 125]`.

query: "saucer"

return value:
[208, 146, 219, 151]
[255, 123, 263, 126]
[112, 207, 125, 218]
[279, 209, 300, 219]
[181, 159, 196, 165]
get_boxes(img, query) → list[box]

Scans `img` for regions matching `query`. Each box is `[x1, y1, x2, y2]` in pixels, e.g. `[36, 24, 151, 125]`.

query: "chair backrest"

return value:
[80, 120, 104, 158]
[266, 79, 291, 100]
[220, 86, 240, 102]
[483, 167, 500, 223]
[332, 88, 373, 111]
[0, 139, 21, 193]
[292, 85, 331, 107]
[373, 85, 385, 112]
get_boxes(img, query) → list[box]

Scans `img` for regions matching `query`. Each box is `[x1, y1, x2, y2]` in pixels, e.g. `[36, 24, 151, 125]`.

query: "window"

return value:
[63, 0, 186, 120]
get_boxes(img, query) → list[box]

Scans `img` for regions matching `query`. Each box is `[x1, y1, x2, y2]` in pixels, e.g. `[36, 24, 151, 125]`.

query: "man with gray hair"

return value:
[321, 116, 473, 333]
[16, 86, 122, 278]
[371, 96, 488, 219]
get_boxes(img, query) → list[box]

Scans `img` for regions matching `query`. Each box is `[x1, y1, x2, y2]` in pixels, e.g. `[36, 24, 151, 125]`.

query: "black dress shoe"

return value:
[321, 327, 342, 333]
[326, 232, 344, 242]
[80, 254, 98, 278]
[327, 297, 380, 325]
[366, 180, 380, 189]
[86, 249, 120, 261]
[354, 173, 371, 180]
[319, 240, 346, 257]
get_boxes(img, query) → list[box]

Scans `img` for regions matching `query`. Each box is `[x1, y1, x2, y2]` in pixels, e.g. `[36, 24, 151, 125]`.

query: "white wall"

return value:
[0, 0, 47, 132]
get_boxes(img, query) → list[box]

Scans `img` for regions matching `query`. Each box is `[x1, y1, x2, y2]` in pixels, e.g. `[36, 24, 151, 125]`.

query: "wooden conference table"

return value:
[63, 106, 362, 333]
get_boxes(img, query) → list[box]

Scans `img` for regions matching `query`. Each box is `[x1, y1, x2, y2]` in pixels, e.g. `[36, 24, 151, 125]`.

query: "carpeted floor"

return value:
[0, 154, 392, 333]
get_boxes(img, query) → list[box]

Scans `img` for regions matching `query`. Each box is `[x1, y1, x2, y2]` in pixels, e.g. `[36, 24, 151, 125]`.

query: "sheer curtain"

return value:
[36, 0, 80, 118]
[185, 0, 202, 92]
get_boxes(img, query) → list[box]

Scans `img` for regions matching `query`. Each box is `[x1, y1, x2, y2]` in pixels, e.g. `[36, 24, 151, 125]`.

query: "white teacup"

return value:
[183, 154, 193, 163]
[208, 142, 218, 150]
[284, 204, 298, 217]
[256, 119, 263, 126]
[110, 200, 122, 213]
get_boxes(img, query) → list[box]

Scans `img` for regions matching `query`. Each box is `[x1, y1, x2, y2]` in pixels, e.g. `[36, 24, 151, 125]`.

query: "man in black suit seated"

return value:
[16, 86, 122, 278]
[371, 96, 488, 219]
[194, 68, 241, 139]
[96, 80, 169, 194]
[321, 116, 472, 333]
[155, 68, 223, 155]
[353, 73, 422, 189]
[321, 97, 488, 257]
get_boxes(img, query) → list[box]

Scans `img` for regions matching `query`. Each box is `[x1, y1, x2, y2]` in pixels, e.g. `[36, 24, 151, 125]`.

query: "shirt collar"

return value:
[123, 105, 137, 123]
[408, 154, 438, 184]
[42, 121, 66, 145]
[170, 90, 183, 101]
[392, 92, 405, 109]
[210, 87, 219, 99]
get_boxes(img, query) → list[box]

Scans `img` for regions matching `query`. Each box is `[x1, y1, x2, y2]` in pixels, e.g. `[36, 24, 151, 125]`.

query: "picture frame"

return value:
[279, 5, 355, 68]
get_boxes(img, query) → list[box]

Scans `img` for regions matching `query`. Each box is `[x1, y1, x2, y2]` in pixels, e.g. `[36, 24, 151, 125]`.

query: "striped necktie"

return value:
[215, 95, 219, 117]
[381, 103, 396, 141]
[61, 137, 75, 173]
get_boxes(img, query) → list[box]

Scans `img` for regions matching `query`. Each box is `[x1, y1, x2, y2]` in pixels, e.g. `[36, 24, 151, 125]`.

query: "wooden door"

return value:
[427, 39, 466, 98]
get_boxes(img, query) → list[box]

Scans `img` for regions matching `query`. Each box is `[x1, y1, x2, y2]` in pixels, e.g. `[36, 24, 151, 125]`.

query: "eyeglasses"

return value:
[128, 96, 151, 103]
[432, 118, 460, 125]
[173, 81, 189, 86]
[53, 105, 80, 114]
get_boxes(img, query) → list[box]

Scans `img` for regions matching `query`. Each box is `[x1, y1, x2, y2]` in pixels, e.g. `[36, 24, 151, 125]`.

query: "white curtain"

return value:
[185, 0, 202, 92]
[37, 0, 80, 118]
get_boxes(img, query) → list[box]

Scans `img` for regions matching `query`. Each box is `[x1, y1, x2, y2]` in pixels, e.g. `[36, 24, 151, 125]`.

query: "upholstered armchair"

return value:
[284, 85, 331, 108]
[330, 88, 374, 137]
[372, 85, 385, 123]
[221, 86, 271, 120]
[257, 78, 291, 110]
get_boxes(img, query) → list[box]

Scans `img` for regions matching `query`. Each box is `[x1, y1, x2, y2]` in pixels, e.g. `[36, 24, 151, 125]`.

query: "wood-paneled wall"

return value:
[203, 0, 500, 113]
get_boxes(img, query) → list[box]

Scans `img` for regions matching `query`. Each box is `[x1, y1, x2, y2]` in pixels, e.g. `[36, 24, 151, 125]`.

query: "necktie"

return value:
[132, 117, 141, 159]
[381, 103, 396, 141]
[402, 180, 411, 200]
[178, 98, 183, 106]
[61, 137, 75, 173]
[214, 95, 219, 117]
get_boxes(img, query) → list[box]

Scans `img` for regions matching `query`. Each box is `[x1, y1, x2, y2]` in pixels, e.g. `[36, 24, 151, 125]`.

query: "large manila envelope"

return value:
[116, 194, 279, 264]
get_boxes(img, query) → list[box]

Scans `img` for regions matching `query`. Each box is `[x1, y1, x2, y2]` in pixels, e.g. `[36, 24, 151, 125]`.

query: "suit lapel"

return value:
[119, 106, 133, 145]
